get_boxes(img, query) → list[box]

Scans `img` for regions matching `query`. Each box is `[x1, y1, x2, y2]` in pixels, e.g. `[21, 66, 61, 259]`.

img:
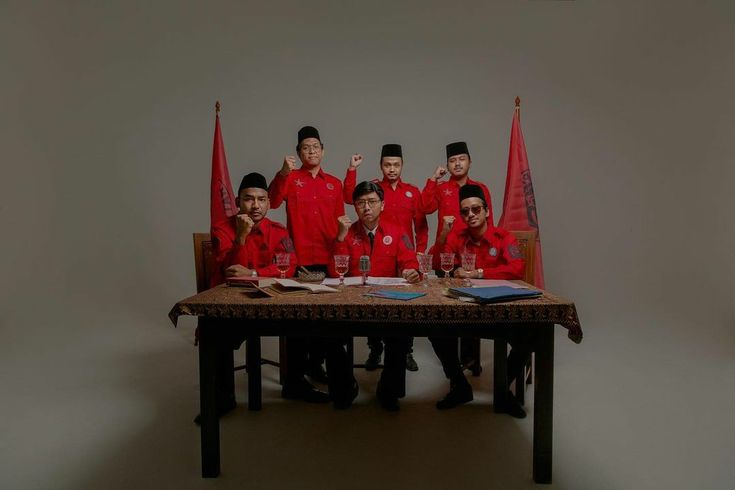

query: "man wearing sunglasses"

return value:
[430, 184, 529, 418]
[342, 144, 428, 373]
[331, 181, 421, 410]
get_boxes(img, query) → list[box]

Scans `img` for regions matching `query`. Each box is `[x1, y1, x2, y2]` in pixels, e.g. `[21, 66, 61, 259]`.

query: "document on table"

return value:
[468, 279, 529, 289]
[321, 276, 409, 287]
[273, 278, 339, 293]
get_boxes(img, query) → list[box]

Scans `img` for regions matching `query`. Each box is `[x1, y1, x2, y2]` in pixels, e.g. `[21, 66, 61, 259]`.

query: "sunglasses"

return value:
[459, 205, 485, 217]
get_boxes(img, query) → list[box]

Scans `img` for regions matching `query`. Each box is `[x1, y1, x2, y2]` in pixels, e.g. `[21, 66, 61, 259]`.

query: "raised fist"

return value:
[431, 166, 448, 181]
[280, 156, 296, 176]
[337, 215, 352, 241]
[441, 215, 456, 235]
[349, 154, 363, 169]
[236, 214, 255, 241]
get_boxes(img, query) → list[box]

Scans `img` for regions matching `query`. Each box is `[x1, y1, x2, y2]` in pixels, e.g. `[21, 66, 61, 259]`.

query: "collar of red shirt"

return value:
[380, 177, 403, 188]
[249, 216, 272, 236]
[459, 224, 496, 245]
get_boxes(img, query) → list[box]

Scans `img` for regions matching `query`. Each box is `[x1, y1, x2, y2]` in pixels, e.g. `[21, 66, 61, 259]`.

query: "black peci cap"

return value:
[446, 141, 470, 159]
[238, 172, 268, 194]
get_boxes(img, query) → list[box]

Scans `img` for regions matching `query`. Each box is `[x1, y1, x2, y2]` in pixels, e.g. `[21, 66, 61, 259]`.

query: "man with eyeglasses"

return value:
[422, 141, 493, 372]
[342, 144, 428, 372]
[269, 126, 349, 403]
[429, 184, 528, 417]
[331, 181, 421, 410]
[199, 172, 301, 424]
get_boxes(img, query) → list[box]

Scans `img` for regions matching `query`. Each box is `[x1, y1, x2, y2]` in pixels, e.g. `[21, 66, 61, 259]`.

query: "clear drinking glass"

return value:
[275, 253, 290, 279]
[334, 255, 350, 286]
[461, 253, 476, 286]
[440, 253, 455, 285]
[417, 254, 433, 287]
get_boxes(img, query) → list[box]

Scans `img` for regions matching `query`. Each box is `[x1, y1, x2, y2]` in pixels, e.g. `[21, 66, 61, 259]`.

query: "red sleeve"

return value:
[333, 179, 345, 219]
[486, 233, 524, 279]
[421, 179, 439, 214]
[268, 171, 289, 209]
[255, 228, 297, 278]
[343, 168, 357, 204]
[396, 231, 420, 274]
[412, 191, 429, 253]
[212, 220, 250, 270]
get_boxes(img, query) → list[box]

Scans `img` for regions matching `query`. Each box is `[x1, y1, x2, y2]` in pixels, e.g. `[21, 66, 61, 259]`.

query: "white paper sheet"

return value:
[320, 276, 409, 287]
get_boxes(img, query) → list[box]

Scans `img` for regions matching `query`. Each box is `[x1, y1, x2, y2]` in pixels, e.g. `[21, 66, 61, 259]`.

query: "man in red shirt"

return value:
[200, 173, 328, 424]
[268, 126, 346, 390]
[331, 181, 421, 410]
[342, 144, 428, 372]
[422, 141, 494, 372]
[430, 184, 528, 418]
[421, 141, 493, 251]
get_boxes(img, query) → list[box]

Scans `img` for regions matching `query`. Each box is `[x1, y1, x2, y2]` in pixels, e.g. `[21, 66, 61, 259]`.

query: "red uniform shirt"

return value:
[421, 177, 494, 245]
[440, 225, 524, 279]
[343, 169, 429, 253]
[269, 166, 345, 266]
[210, 216, 297, 286]
[329, 219, 420, 278]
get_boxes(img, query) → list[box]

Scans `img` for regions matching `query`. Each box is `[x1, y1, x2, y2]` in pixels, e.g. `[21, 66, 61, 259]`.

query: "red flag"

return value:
[497, 103, 545, 288]
[210, 110, 237, 227]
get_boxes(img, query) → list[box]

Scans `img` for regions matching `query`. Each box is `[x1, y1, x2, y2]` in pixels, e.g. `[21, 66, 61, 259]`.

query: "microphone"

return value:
[359, 255, 371, 286]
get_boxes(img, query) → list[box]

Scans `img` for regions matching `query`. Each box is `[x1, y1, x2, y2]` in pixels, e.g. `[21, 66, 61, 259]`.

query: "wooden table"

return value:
[169, 282, 582, 484]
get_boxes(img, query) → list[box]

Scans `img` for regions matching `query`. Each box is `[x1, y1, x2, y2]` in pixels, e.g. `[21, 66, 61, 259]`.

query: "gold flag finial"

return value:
[215, 101, 221, 114]
[515, 96, 521, 108]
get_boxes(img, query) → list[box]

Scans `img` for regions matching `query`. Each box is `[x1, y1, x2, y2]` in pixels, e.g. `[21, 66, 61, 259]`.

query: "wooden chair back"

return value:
[509, 230, 537, 285]
[193, 232, 216, 293]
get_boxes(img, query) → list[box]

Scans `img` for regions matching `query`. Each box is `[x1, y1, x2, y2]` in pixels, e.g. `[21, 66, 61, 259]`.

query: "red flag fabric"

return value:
[497, 107, 545, 289]
[210, 113, 237, 228]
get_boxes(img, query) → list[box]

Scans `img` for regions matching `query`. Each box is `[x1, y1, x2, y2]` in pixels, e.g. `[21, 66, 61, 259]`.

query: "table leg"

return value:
[198, 318, 220, 478]
[533, 323, 554, 484]
[246, 335, 262, 411]
[493, 339, 508, 413]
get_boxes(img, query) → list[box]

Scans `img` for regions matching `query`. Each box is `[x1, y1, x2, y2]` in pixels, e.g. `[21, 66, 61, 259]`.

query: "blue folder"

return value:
[448, 286, 542, 304]
[364, 290, 427, 301]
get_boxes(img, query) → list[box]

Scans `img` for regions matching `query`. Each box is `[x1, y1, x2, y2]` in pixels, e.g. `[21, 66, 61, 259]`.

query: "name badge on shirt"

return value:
[489, 247, 498, 257]
[383, 235, 393, 245]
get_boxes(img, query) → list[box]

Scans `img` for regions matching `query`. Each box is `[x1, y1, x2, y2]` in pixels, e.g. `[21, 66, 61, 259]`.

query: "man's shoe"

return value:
[405, 353, 419, 372]
[282, 380, 330, 403]
[501, 390, 527, 419]
[436, 379, 473, 410]
[364, 350, 382, 371]
[333, 381, 359, 410]
[193, 398, 236, 425]
[306, 363, 329, 384]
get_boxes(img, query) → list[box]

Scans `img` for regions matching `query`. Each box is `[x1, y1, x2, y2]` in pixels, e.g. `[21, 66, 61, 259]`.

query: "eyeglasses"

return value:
[299, 143, 322, 152]
[355, 199, 381, 208]
[459, 205, 484, 217]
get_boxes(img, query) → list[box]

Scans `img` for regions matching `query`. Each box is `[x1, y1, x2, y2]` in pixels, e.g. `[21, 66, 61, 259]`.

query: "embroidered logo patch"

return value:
[294, 178, 304, 188]
[405, 191, 413, 198]
[489, 247, 498, 257]
[383, 235, 393, 245]
[443, 189, 453, 197]
[281, 237, 295, 253]
[352, 238, 363, 246]
[401, 234, 415, 251]
[326, 183, 335, 191]
[508, 244, 522, 259]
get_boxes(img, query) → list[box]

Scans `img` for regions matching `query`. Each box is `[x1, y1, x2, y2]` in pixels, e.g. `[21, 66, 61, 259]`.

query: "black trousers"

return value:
[368, 336, 414, 354]
[286, 336, 356, 400]
[429, 334, 532, 383]
[376, 337, 410, 399]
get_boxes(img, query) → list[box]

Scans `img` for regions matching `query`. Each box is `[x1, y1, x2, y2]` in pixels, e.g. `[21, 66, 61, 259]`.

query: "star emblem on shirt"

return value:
[443, 189, 453, 197]
[294, 178, 304, 188]
[352, 238, 363, 246]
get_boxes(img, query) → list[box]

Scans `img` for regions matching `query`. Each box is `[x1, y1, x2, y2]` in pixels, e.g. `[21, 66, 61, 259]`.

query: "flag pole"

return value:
[215, 100, 221, 115]
[515, 96, 521, 121]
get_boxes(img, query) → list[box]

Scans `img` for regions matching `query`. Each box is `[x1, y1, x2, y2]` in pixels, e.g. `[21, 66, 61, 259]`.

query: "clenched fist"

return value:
[336, 215, 352, 241]
[431, 166, 448, 182]
[402, 268, 421, 283]
[280, 156, 296, 176]
[225, 264, 254, 277]
[235, 214, 255, 243]
[349, 154, 363, 169]
[440, 215, 456, 235]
